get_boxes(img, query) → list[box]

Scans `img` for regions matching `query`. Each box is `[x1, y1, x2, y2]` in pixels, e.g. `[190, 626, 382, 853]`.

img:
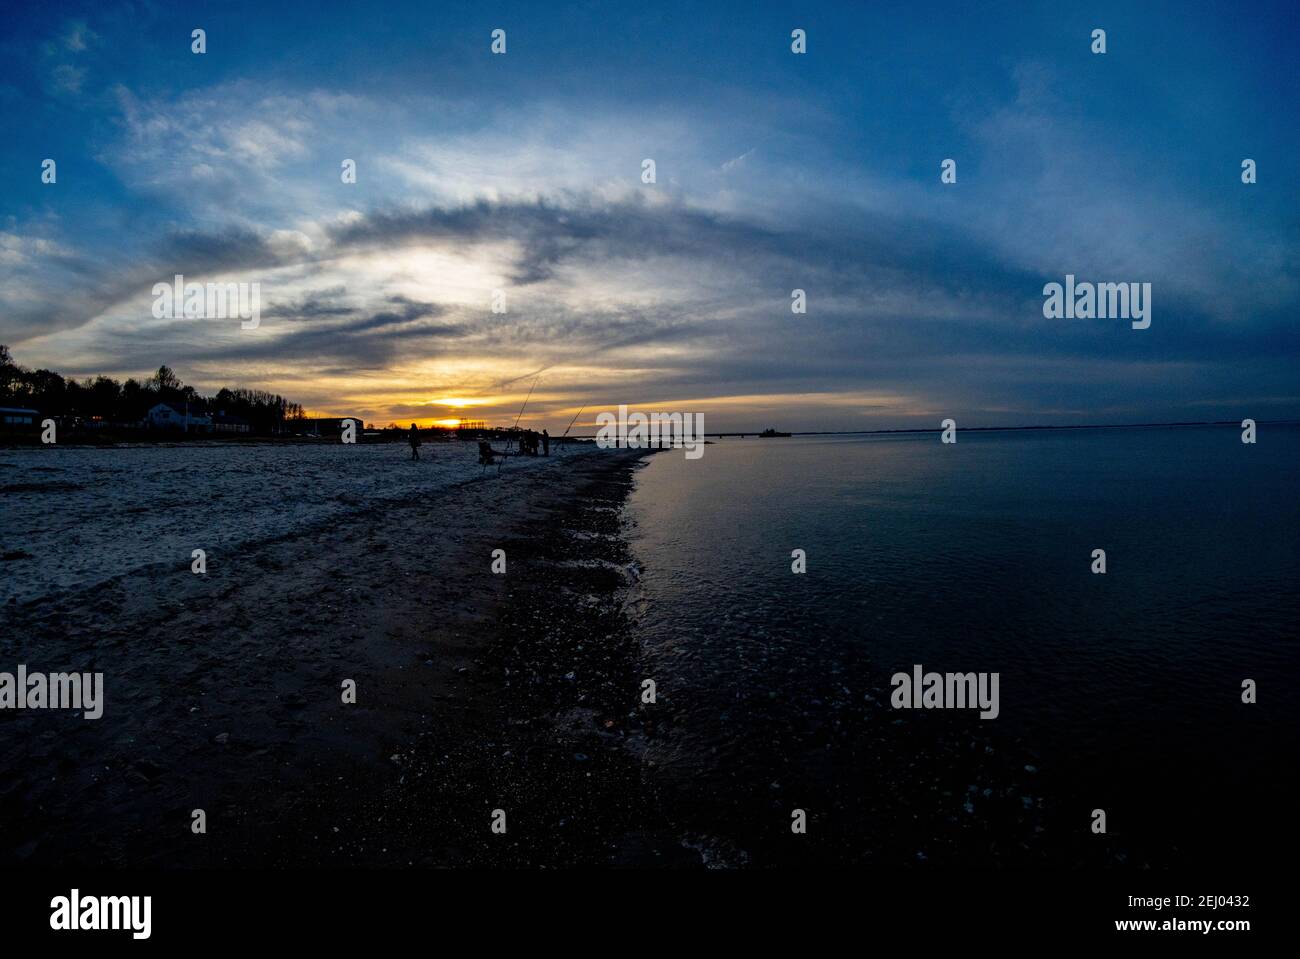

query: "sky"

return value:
[0, 0, 1296, 431]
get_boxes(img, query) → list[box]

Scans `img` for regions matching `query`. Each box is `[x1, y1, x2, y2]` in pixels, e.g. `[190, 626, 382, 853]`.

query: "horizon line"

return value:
[564, 417, 1299, 439]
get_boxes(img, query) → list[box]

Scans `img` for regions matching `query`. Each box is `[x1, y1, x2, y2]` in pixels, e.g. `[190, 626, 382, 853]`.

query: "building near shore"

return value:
[146, 403, 212, 433]
[1, 406, 39, 425]
[297, 417, 363, 437]
[213, 412, 252, 434]
[0, 406, 41, 435]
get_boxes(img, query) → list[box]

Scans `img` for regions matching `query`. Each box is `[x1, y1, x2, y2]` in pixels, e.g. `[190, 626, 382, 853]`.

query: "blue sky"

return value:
[1, 0, 1296, 429]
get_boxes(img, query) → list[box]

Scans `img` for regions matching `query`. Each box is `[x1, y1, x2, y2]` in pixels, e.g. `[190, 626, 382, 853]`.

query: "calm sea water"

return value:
[626, 425, 1299, 867]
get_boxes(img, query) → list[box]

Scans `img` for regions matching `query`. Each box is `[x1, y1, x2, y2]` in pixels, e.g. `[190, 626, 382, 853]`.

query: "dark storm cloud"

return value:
[194, 297, 463, 369]
[260, 288, 354, 321]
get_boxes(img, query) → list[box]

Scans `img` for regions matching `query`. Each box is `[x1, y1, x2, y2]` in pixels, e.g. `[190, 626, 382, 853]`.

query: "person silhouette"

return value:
[542, 429, 549, 456]
[408, 423, 421, 460]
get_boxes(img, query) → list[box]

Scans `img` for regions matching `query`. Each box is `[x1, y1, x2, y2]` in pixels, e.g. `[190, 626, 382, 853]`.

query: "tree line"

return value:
[0, 346, 305, 434]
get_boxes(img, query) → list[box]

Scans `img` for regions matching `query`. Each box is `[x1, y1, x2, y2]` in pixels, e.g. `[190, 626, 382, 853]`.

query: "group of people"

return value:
[406, 424, 551, 460]
[517, 428, 550, 457]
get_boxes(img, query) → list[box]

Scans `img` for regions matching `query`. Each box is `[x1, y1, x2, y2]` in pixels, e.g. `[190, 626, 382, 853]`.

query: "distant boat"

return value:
[759, 428, 791, 438]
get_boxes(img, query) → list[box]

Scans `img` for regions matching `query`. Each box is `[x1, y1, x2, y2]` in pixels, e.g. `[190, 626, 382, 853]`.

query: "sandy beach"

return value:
[1, 442, 680, 867]
[7, 432, 1285, 872]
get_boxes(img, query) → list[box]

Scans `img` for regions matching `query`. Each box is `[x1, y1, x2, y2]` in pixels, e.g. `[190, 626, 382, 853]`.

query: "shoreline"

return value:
[5, 433, 1249, 869]
[1, 446, 676, 867]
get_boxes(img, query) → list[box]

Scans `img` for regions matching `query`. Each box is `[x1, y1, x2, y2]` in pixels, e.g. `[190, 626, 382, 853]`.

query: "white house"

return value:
[146, 403, 212, 433]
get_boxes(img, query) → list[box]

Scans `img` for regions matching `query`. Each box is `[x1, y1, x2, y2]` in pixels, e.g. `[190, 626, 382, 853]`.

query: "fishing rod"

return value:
[562, 405, 583, 436]
[513, 374, 540, 429]
[505, 373, 541, 453]
[559, 405, 584, 455]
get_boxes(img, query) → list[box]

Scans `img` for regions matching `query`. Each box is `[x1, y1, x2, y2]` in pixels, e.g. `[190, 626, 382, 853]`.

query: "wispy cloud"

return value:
[2, 1, 1296, 429]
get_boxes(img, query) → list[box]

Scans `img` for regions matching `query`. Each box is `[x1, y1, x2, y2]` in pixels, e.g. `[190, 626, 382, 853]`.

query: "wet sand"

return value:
[1, 445, 682, 867]
[3, 441, 1124, 871]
